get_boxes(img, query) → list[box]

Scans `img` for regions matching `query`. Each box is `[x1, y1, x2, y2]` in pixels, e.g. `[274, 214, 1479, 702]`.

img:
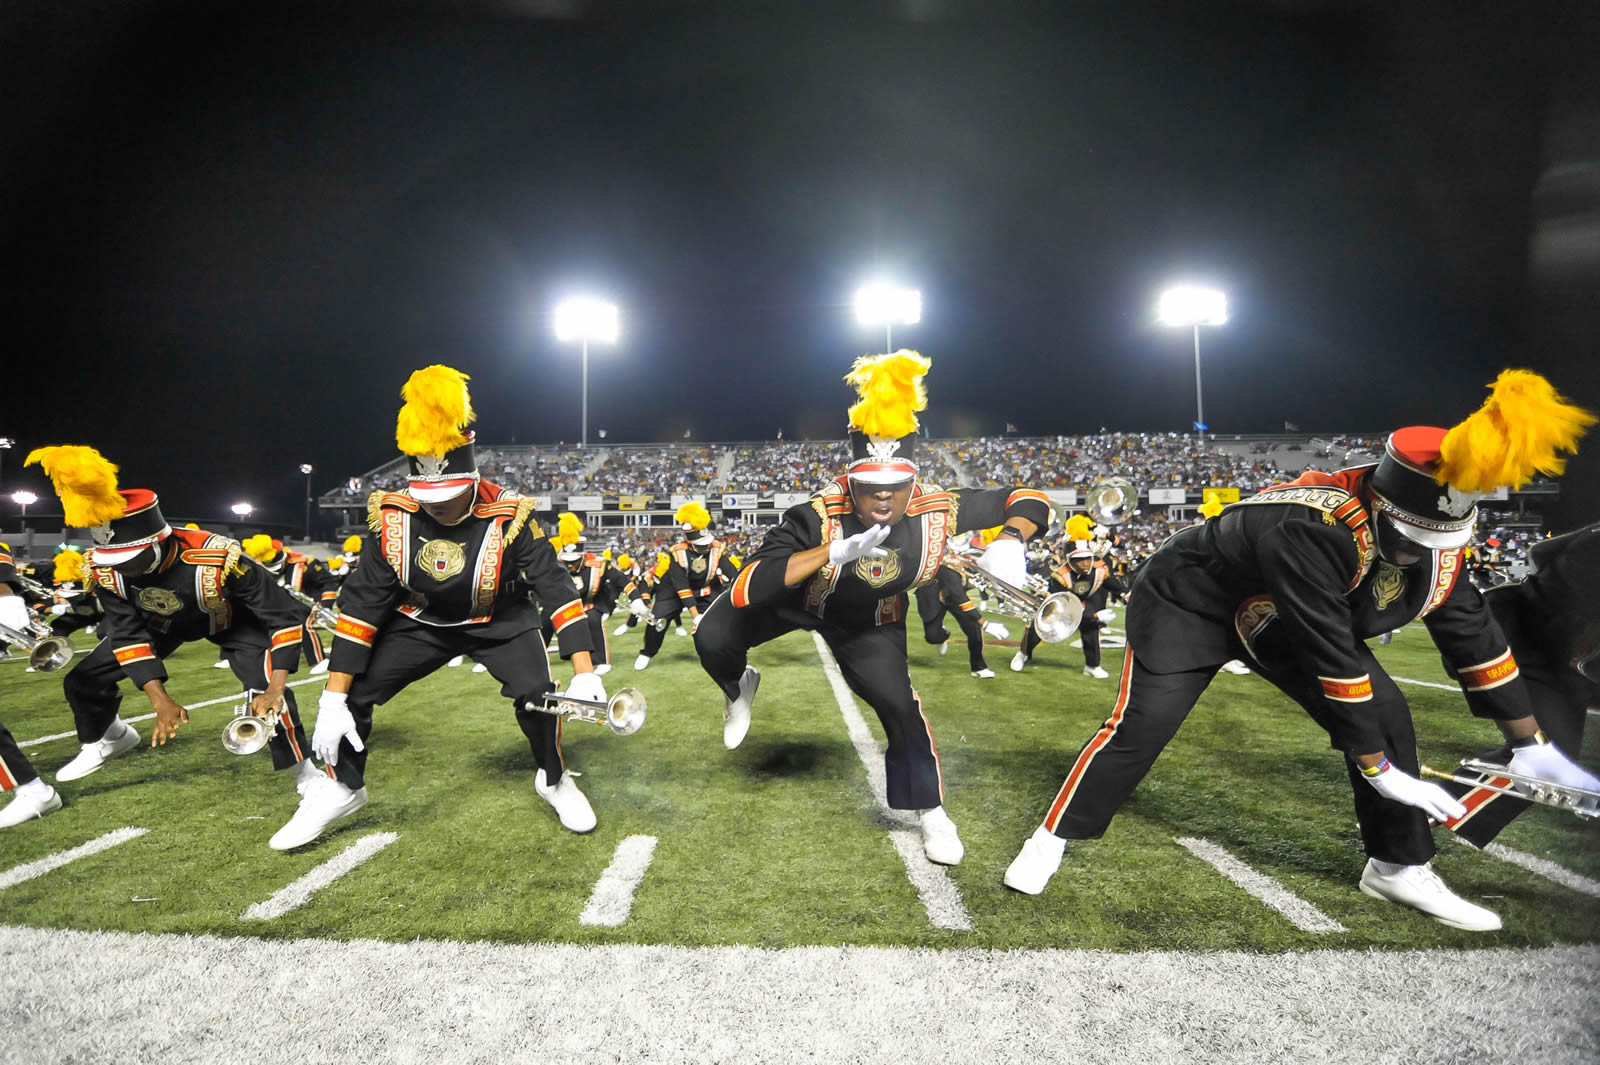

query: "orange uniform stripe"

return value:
[114, 643, 157, 666]
[334, 614, 377, 646]
[1319, 675, 1373, 702]
[1459, 649, 1519, 692]
[1044, 647, 1136, 831]
[1006, 489, 1050, 509]
[270, 627, 301, 650]
[1444, 776, 1513, 829]
[731, 562, 760, 609]
[551, 600, 587, 632]
[0, 754, 18, 791]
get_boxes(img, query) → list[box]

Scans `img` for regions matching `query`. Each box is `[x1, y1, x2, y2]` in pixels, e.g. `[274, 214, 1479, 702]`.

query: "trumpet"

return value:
[0, 620, 74, 672]
[284, 585, 339, 629]
[525, 686, 647, 736]
[945, 553, 1083, 643]
[1084, 477, 1137, 525]
[222, 690, 282, 755]
[1421, 759, 1600, 820]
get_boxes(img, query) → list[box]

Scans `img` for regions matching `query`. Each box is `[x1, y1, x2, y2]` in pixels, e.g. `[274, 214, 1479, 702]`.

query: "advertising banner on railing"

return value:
[531, 495, 552, 512]
[721, 493, 759, 509]
[1148, 488, 1187, 505]
[773, 493, 811, 509]
[1044, 489, 1079, 507]
[618, 495, 653, 511]
[671, 494, 706, 509]
[1201, 487, 1240, 505]
[567, 495, 604, 511]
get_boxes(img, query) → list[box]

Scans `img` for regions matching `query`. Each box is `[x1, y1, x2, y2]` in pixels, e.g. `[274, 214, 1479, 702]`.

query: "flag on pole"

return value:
[776, 428, 783, 440]
[682, 429, 692, 439]
[598, 428, 608, 439]
[1005, 423, 1018, 434]
[1283, 420, 1300, 432]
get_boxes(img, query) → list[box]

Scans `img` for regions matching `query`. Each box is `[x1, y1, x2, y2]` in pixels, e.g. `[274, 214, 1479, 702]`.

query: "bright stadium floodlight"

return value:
[11, 489, 36, 518]
[1157, 285, 1228, 446]
[231, 502, 253, 518]
[299, 464, 315, 541]
[553, 298, 621, 447]
[853, 283, 922, 352]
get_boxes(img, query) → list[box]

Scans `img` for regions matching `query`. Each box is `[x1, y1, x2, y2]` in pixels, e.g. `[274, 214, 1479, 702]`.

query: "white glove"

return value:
[566, 671, 607, 706]
[1508, 741, 1600, 797]
[50, 603, 71, 616]
[1094, 608, 1116, 624]
[1363, 762, 1467, 822]
[690, 612, 703, 633]
[629, 598, 652, 621]
[976, 536, 1027, 590]
[312, 689, 364, 766]
[828, 523, 891, 567]
[982, 620, 1011, 640]
[0, 595, 29, 632]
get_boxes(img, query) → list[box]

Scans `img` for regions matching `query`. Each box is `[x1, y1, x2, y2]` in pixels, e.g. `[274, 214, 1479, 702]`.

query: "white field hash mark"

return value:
[811, 633, 972, 931]
[0, 827, 150, 891]
[1478, 841, 1600, 899]
[19, 676, 327, 749]
[1175, 837, 1346, 934]
[580, 835, 659, 926]
[240, 832, 399, 921]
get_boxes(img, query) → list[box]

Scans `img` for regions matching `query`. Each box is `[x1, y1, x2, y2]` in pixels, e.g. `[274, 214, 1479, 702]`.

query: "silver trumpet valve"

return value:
[1421, 759, 1600, 819]
[944, 553, 1083, 644]
[223, 690, 282, 755]
[526, 686, 647, 736]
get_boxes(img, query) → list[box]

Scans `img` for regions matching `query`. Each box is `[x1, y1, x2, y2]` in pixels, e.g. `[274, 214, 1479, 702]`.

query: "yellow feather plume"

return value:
[844, 350, 930, 439]
[1198, 499, 1225, 520]
[343, 535, 363, 553]
[617, 554, 633, 571]
[1438, 370, 1595, 491]
[675, 501, 710, 530]
[394, 365, 475, 458]
[654, 552, 671, 577]
[556, 512, 585, 547]
[183, 523, 199, 530]
[54, 549, 85, 584]
[24, 446, 126, 528]
[329, 555, 345, 568]
[242, 534, 276, 562]
[1064, 514, 1094, 542]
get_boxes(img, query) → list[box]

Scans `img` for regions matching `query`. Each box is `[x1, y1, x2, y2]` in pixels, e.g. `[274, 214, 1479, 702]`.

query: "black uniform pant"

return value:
[0, 720, 40, 790]
[695, 596, 944, 810]
[916, 581, 988, 672]
[641, 597, 701, 659]
[328, 618, 563, 792]
[541, 609, 610, 668]
[1041, 637, 1434, 866]
[1023, 618, 1102, 668]
[50, 610, 98, 637]
[62, 627, 311, 772]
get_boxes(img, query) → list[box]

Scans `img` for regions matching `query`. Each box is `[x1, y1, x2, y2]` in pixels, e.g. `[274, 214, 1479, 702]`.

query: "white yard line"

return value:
[811, 633, 972, 932]
[0, 828, 150, 891]
[18, 676, 326, 749]
[241, 832, 398, 921]
[1477, 841, 1600, 899]
[1390, 676, 1457, 692]
[1175, 837, 1346, 934]
[579, 835, 659, 926]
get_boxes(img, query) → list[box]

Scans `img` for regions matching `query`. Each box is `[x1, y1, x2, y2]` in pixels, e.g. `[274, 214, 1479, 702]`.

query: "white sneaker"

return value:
[1083, 665, 1110, 679]
[634, 654, 651, 671]
[294, 759, 325, 797]
[446, 655, 465, 668]
[309, 658, 331, 675]
[56, 720, 141, 782]
[1004, 826, 1067, 894]
[1219, 659, 1252, 675]
[269, 777, 368, 851]
[723, 666, 760, 750]
[535, 769, 596, 833]
[212, 659, 232, 669]
[1358, 859, 1502, 931]
[971, 668, 996, 678]
[939, 641, 950, 656]
[613, 623, 630, 637]
[594, 663, 612, 676]
[472, 662, 489, 673]
[0, 781, 63, 828]
[1010, 651, 1029, 673]
[675, 625, 688, 637]
[920, 806, 964, 865]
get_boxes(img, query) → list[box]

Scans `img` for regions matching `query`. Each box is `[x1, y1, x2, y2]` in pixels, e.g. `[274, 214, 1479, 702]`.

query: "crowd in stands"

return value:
[952, 434, 1303, 492]
[723, 441, 849, 495]
[586, 446, 721, 498]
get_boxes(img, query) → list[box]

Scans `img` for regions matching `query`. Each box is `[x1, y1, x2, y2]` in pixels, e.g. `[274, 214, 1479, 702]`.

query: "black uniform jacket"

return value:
[1128, 466, 1529, 753]
[86, 528, 310, 689]
[1050, 559, 1128, 620]
[664, 539, 740, 608]
[728, 479, 1052, 630]
[331, 480, 592, 674]
[568, 555, 638, 614]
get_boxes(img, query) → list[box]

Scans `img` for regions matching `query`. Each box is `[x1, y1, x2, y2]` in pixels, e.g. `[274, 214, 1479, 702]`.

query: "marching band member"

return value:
[915, 561, 1007, 678]
[693, 352, 1051, 865]
[24, 446, 319, 794]
[273, 366, 605, 849]
[550, 513, 645, 676]
[45, 548, 101, 639]
[0, 543, 62, 827]
[633, 504, 738, 670]
[1012, 515, 1128, 678]
[611, 554, 643, 636]
[1004, 371, 1598, 931]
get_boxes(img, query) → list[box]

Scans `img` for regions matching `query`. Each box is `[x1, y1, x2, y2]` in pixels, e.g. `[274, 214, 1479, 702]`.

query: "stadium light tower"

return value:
[231, 502, 253, 518]
[1156, 285, 1227, 445]
[299, 464, 314, 542]
[11, 489, 36, 519]
[854, 283, 921, 352]
[553, 297, 621, 447]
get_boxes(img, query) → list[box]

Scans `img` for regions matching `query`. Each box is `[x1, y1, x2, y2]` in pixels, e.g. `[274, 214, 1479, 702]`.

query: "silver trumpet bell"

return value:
[945, 554, 1084, 644]
[1421, 759, 1600, 819]
[528, 686, 648, 736]
[1084, 476, 1137, 525]
[0, 621, 74, 672]
[223, 691, 282, 755]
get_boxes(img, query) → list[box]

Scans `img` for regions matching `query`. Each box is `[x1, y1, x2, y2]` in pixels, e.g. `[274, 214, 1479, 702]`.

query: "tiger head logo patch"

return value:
[855, 549, 902, 588]
[1372, 562, 1406, 612]
[416, 537, 466, 582]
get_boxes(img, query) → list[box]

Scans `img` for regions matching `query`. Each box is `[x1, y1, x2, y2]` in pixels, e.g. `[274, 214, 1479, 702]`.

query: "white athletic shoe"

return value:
[971, 668, 996, 679]
[938, 641, 950, 656]
[269, 777, 368, 851]
[0, 780, 63, 828]
[1358, 859, 1501, 931]
[294, 759, 325, 797]
[634, 654, 651, 671]
[1004, 826, 1067, 895]
[1219, 659, 1252, 675]
[446, 655, 465, 668]
[1010, 651, 1029, 673]
[1083, 665, 1110, 679]
[675, 625, 688, 637]
[613, 623, 631, 637]
[55, 720, 141, 782]
[594, 663, 612, 676]
[723, 666, 760, 750]
[309, 658, 331, 675]
[535, 769, 596, 833]
[920, 806, 964, 866]
[212, 659, 232, 669]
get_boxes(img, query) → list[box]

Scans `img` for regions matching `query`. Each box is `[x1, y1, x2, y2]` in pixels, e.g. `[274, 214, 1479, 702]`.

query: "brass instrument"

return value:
[1083, 477, 1136, 525]
[0, 620, 73, 672]
[945, 553, 1083, 643]
[526, 686, 647, 736]
[1421, 760, 1600, 820]
[223, 690, 282, 755]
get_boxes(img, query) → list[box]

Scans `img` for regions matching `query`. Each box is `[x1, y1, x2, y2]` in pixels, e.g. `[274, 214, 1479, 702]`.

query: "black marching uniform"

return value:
[68, 528, 316, 772]
[915, 564, 992, 673]
[0, 546, 45, 794]
[640, 539, 739, 660]
[48, 582, 102, 637]
[1037, 467, 1531, 868]
[1021, 557, 1128, 669]
[697, 481, 1051, 809]
[546, 553, 639, 669]
[327, 482, 593, 791]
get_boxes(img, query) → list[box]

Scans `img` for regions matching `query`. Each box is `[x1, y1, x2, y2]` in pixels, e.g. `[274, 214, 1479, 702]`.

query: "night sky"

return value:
[2, 0, 1596, 529]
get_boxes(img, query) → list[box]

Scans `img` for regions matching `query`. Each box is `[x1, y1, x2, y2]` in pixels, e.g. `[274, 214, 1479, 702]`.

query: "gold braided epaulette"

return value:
[504, 495, 540, 545]
[367, 490, 418, 534]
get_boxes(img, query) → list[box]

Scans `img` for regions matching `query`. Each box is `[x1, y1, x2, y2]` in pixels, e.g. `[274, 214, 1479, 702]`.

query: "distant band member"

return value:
[548, 513, 646, 676]
[1, 543, 62, 827]
[634, 504, 737, 670]
[1011, 538, 1128, 679]
[915, 562, 1007, 678]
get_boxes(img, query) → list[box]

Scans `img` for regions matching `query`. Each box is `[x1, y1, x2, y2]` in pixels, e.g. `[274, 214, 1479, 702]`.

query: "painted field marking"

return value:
[812, 633, 972, 932]
[1391, 676, 1457, 692]
[0, 827, 150, 891]
[19, 676, 326, 748]
[579, 834, 659, 926]
[1476, 841, 1600, 899]
[1175, 836, 1346, 934]
[240, 832, 399, 921]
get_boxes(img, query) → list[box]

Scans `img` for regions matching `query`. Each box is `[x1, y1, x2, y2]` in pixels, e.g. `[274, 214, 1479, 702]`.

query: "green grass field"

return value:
[2, 608, 1596, 952]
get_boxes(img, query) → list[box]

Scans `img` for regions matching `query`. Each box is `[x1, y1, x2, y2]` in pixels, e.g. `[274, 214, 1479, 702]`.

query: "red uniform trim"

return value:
[550, 600, 587, 633]
[114, 643, 157, 666]
[1444, 776, 1513, 829]
[1459, 648, 1519, 692]
[1319, 674, 1374, 702]
[334, 613, 378, 647]
[1044, 646, 1136, 831]
[269, 626, 301, 651]
[1005, 488, 1050, 510]
[730, 562, 759, 609]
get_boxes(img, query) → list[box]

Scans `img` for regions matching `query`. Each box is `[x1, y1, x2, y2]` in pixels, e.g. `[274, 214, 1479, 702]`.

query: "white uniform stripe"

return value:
[812, 633, 972, 932]
[18, 676, 325, 748]
[1175, 837, 1346, 934]
[0, 827, 150, 890]
[1479, 842, 1600, 899]
[240, 832, 399, 921]
[579, 835, 659, 926]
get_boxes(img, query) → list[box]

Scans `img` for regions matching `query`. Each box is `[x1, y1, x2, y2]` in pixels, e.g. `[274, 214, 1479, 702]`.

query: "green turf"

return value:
[1, 611, 1596, 951]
